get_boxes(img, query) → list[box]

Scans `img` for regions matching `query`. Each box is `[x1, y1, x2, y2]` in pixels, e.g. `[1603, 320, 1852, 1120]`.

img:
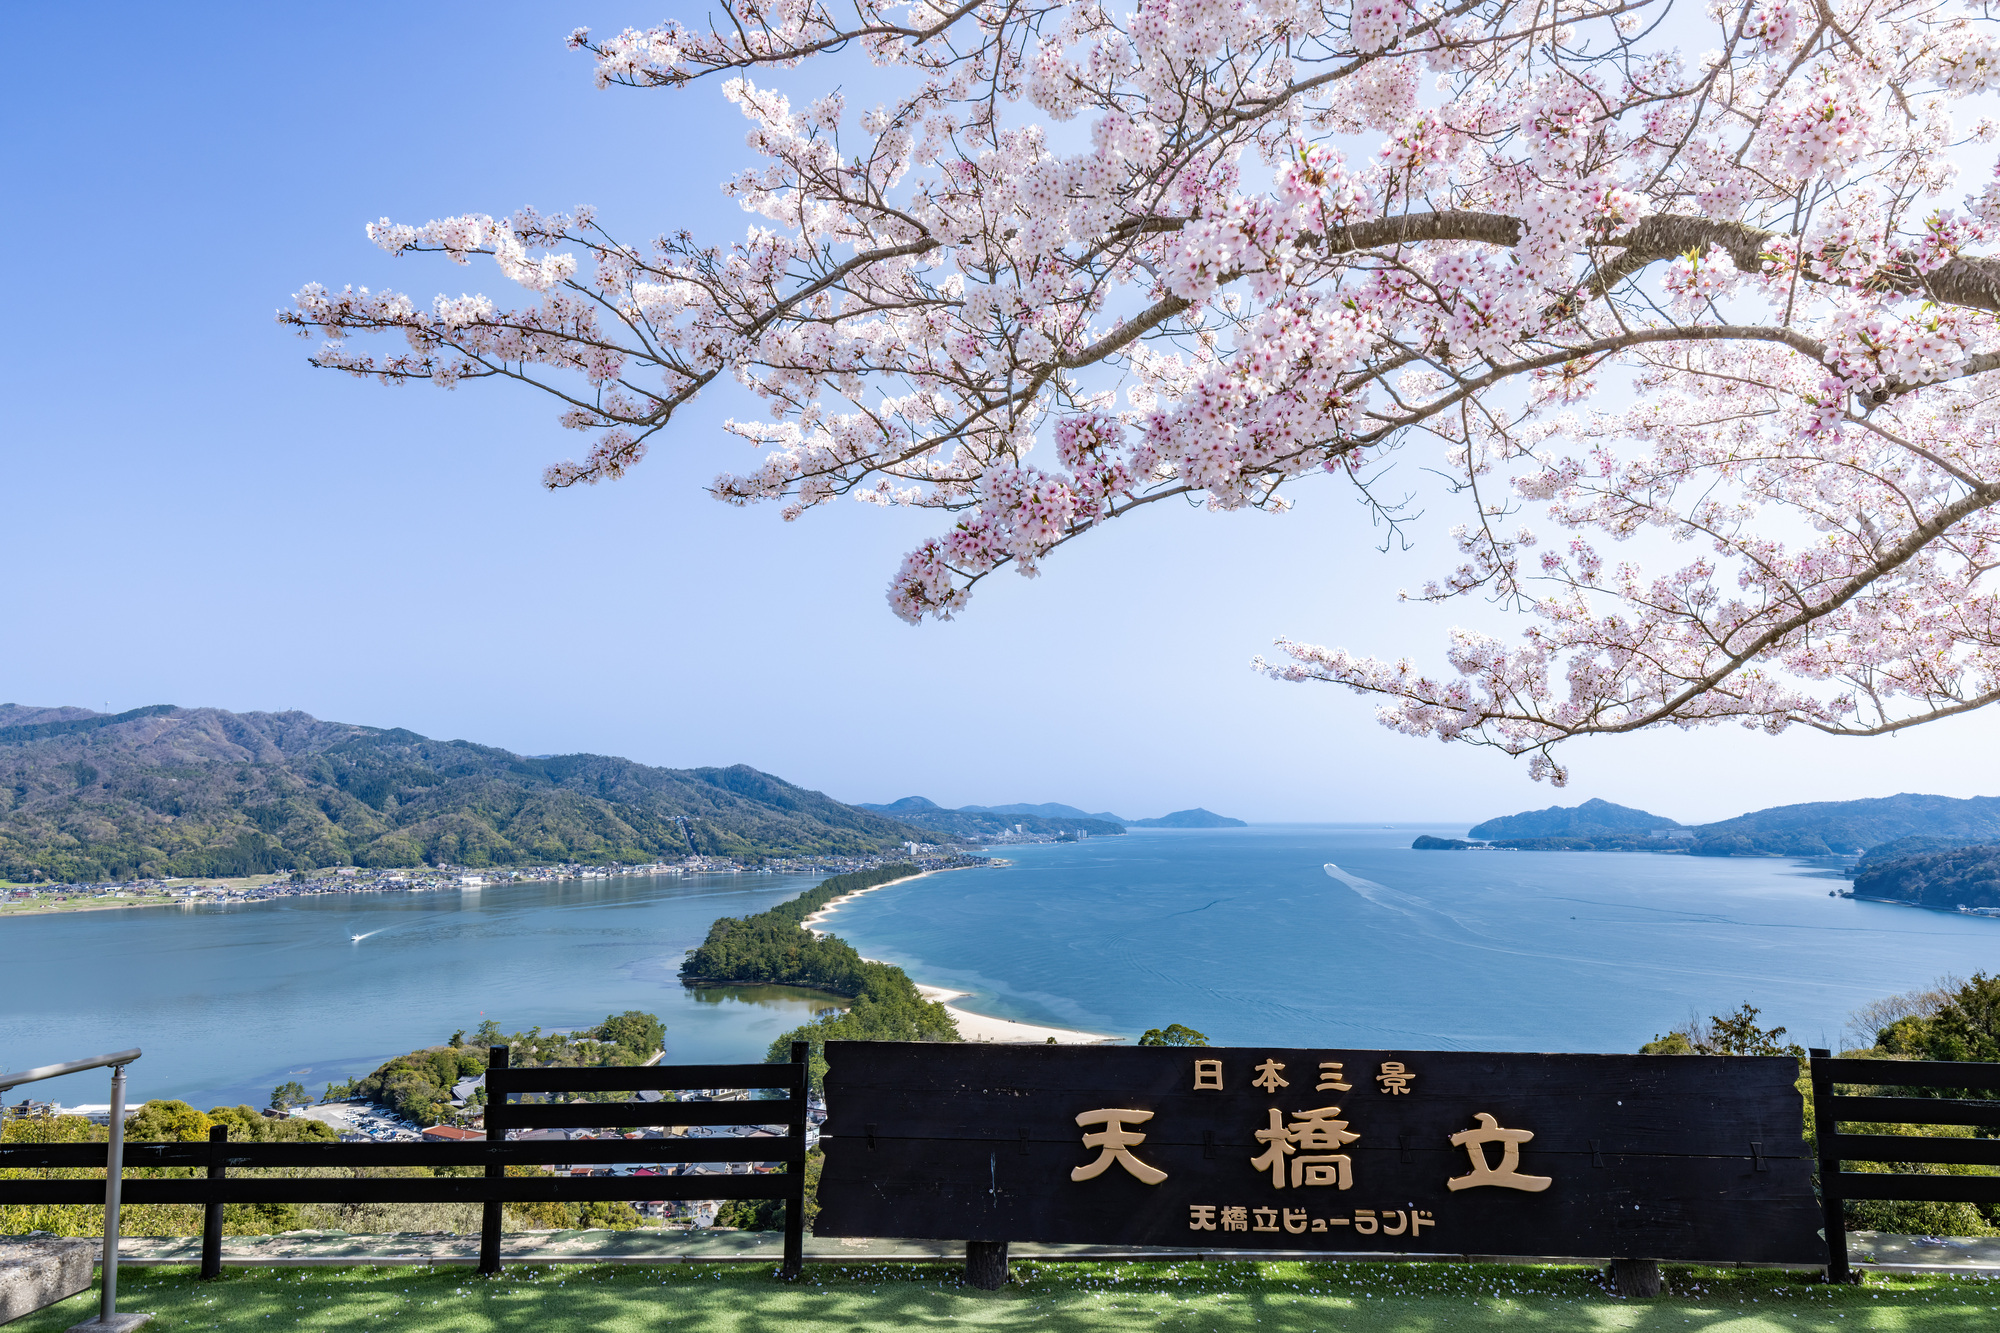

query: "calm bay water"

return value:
[829, 826, 2000, 1053]
[6, 826, 1997, 1112]
[1, 870, 841, 1111]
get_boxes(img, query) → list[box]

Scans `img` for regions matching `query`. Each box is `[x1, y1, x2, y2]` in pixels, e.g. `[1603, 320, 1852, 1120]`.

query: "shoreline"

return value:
[804, 863, 1119, 1046]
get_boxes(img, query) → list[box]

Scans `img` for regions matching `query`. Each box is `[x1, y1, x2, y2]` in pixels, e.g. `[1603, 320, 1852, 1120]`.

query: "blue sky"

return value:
[5, 1, 1998, 824]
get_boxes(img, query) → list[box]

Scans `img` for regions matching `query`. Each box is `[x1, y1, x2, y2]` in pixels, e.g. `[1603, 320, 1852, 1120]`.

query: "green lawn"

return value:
[14, 1261, 2000, 1332]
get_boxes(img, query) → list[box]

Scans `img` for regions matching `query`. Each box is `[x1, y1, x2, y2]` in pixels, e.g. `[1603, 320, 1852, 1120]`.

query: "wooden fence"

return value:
[1809, 1048, 2000, 1283]
[0, 1044, 810, 1279]
[10, 1045, 2000, 1286]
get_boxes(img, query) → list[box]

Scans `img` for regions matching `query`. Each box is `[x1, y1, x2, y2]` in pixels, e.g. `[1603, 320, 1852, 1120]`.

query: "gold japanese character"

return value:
[1355, 1209, 1378, 1235]
[1188, 1204, 1217, 1231]
[1071, 1108, 1168, 1185]
[1249, 1106, 1359, 1188]
[1282, 1208, 1308, 1234]
[1192, 1059, 1223, 1091]
[1219, 1206, 1249, 1232]
[1447, 1112, 1552, 1192]
[1252, 1059, 1289, 1092]
[1251, 1206, 1279, 1232]
[1411, 1210, 1436, 1236]
[1380, 1209, 1408, 1236]
[1316, 1062, 1352, 1092]
[1376, 1061, 1415, 1094]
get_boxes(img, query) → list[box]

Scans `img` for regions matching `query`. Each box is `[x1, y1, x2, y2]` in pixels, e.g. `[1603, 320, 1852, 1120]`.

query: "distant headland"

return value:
[856, 796, 1247, 838]
[1423, 792, 2000, 915]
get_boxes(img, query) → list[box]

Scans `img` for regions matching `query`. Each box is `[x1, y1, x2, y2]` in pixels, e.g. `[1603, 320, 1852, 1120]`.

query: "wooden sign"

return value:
[816, 1043, 1823, 1264]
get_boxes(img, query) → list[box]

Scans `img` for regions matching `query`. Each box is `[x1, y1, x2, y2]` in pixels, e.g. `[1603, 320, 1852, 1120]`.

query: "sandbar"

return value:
[805, 867, 1118, 1045]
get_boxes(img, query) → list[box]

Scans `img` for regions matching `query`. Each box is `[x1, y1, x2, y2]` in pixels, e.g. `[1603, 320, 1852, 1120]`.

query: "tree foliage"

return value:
[675, 865, 959, 1088]
[1138, 1023, 1212, 1046]
[338, 1012, 666, 1124]
[680, 864, 920, 992]
[1640, 1003, 1804, 1057]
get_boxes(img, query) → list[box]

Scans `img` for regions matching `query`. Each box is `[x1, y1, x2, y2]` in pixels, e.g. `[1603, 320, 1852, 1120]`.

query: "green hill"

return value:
[1127, 808, 1247, 828]
[1691, 792, 2000, 857]
[0, 703, 933, 882]
[1468, 798, 1682, 841]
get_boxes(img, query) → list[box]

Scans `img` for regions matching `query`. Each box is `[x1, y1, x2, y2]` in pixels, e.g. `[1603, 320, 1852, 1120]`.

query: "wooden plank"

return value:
[490, 1065, 800, 1095]
[1812, 1058, 2000, 1091]
[0, 1138, 799, 1171]
[821, 1045, 1811, 1158]
[815, 1133, 1822, 1262]
[0, 1174, 794, 1207]
[1828, 1134, 2000, 1168]
[500, 1100, 798, 1130]
[816, 1043, 1822, 1265]
[1829, 1172, 2000, 1204]
[1826, 1095, 2000, 1128]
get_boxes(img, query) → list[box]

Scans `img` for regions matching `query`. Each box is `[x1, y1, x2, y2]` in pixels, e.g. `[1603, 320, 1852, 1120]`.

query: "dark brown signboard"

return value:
[816, 1043, 1823, 1263]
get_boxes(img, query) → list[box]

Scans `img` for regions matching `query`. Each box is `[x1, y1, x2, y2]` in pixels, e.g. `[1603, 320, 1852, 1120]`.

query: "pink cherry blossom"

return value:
[282, 0, 2000, 780]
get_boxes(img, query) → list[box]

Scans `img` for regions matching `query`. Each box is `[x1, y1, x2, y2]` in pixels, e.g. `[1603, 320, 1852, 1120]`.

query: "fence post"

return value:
[781, 1040, 808, 1280]
[478, 1046, 509, 1278]
[1808, 1049, 1851, 1284]
[200, 1125, 227, 1280]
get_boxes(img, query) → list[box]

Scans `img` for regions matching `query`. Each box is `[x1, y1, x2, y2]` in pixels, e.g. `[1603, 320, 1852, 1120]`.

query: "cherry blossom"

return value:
[283, 0, 2000, 781]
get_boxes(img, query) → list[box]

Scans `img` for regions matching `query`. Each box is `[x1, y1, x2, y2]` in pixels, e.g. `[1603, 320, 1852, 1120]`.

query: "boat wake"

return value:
[349, 929, 383, 943]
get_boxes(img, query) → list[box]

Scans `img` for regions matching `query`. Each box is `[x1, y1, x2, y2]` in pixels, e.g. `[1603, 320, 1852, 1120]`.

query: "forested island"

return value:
[679, 863, 963, 1086]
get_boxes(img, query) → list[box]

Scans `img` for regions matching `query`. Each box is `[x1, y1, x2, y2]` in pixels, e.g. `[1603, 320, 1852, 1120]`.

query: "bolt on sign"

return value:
[814, 1044, 1823, 1263]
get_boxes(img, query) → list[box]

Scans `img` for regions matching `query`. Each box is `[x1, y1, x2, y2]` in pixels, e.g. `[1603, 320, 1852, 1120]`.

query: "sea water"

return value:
[828, 825, 2000, 1053]
[0, 870, 840, 1110]
[6, 825, 1995, 1111]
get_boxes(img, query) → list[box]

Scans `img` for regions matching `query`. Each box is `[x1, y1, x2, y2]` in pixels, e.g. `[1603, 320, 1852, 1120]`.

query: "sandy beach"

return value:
[805, 868, 1118, 1045]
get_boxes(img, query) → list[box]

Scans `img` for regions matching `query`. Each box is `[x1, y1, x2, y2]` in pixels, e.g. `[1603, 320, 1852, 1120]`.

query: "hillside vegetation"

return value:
[0, 703, 931, 881]
[332, 1012, 669, 1125]
[1853, 845, 2000, 911]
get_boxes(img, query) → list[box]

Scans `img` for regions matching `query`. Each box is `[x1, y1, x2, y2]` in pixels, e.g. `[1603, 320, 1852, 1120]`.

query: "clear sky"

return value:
[6, 1, 1997, 826]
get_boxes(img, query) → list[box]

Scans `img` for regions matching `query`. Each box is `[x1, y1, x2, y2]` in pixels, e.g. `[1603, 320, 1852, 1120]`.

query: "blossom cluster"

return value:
[282, 0, 2000, 776]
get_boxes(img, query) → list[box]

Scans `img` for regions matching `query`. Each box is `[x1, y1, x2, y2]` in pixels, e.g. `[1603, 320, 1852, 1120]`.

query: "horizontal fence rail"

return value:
[0, 1044, 812, 1281]
[1810, 1049, 2000, 1284]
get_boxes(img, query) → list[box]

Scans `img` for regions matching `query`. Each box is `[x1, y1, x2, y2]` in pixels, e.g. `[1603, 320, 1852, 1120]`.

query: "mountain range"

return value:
[855, 796, 1247, 836]
[1454, 792, 2000, 860]
[0, 703, 934, 882]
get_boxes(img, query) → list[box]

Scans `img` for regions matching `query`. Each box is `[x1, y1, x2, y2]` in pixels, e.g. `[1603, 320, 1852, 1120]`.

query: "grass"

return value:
[13, 1260, 2000, 1332]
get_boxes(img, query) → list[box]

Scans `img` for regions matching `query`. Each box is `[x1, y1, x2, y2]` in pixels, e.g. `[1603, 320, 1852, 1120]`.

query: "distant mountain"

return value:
[1469, 798, 1682, 841]
[1126, 808, 1247, 828]
[962, 801, 1131, 823]
[1691, 793, 2000, 857]
[853, 797, 1124, 840]
[0, 703, 934, 882]
[1852, 844, 2000, 910]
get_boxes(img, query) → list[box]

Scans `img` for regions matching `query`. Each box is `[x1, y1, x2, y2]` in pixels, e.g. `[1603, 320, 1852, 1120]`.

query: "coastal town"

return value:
[0, 846, 998, 916]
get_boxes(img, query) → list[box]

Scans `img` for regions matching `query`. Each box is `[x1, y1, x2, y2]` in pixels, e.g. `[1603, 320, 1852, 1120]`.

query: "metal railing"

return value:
[0, 1047, 144, 1327]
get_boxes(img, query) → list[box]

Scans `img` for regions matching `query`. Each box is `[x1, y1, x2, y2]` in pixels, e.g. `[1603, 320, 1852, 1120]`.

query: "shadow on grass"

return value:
[9, 1259, 2000, 1332]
